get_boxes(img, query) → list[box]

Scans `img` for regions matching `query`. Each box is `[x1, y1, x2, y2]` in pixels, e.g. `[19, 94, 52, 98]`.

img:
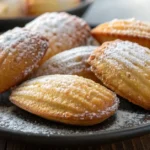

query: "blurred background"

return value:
[84, 0, 150, 27]
[0, 0, 149, 30]
[0, 0, 90, 18]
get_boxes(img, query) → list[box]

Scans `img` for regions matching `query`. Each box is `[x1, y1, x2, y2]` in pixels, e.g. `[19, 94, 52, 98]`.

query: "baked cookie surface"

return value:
[25, 12, 97, 64]
[0, 28, 48, 93]
[10, 75, 119, 126]
[88, 40, 150, 110]
[32, 46, 99, 82]
[92, 18, 150, 48]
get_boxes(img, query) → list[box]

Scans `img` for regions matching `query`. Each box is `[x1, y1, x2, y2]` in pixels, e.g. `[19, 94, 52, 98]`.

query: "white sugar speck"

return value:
[0, 93, 150, 136]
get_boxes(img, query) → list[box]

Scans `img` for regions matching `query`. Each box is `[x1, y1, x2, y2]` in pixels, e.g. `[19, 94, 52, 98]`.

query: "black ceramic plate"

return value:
[0, 0, 93, 32]
[0, 92, 150, 146]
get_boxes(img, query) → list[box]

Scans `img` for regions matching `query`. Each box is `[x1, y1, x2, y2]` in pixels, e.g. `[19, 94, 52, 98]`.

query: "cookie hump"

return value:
[0, 28, 48, 93]
[10, 75, 119, 126]
[92, 18, 150, 48]
[32, 46, 99, 82]
[25, 12, 97, 63]
[88, 40, 150, 110]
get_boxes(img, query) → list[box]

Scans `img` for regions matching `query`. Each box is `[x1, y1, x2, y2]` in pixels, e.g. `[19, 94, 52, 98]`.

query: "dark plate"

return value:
[0, 92, 150, 146]
[0, 0, 93, 32]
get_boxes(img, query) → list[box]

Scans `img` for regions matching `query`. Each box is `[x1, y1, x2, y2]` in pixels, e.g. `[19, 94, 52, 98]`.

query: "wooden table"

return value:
[0, 134, 150, 150]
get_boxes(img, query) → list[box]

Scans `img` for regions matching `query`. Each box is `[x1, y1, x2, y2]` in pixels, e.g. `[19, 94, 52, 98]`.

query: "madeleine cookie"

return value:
[25, 12, 97, 64]
[0, 28, 48, 93]
[88, 40, 150, 110]
[25, 0, 80, 16]
[91, 18, 150, 48]
[32, 46, 99, 82]
[0, 0, 25, 18]
[10, 75, 119, 126]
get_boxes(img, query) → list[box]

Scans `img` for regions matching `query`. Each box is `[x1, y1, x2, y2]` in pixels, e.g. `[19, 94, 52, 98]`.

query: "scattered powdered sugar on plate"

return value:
[0, 93, 150, 136]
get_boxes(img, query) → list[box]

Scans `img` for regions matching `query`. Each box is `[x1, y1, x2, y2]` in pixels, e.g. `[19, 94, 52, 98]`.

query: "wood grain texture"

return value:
[101, 145, 112, 150]
[140, 134, 150, 150]
[112, 142, 124, 150]
[1, 134, 150, 150]
[0, 140, 6, 150]
[122, 140, 134, 150]
[132, 137, 144, 150]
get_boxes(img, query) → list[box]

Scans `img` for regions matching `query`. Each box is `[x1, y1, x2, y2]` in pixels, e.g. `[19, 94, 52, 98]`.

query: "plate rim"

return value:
[0, 120, 150, 146]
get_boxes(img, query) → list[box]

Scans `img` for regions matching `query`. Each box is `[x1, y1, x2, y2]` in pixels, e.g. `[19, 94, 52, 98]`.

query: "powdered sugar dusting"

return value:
[0, 92, 150, 136]
[33, 46, 98, 77]
[105, 18, 150, 38]
[101, 40, 150, 70]
[0, 27, 47, 51]
[0, 27, 48, 79]
[25, 12, 97, 58]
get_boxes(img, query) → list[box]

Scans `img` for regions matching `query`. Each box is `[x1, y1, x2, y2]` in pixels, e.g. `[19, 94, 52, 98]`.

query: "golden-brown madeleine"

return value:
[32, 46, 99, 82]
[25, 0, 81, 16]
[0, 27, 48, 93]
[10, 75, 119, 126]
[91, 18, 150, 48]
[88, 40, 150, 110]
[0, 0, 26, 19]
[25, 12, 97, 64]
